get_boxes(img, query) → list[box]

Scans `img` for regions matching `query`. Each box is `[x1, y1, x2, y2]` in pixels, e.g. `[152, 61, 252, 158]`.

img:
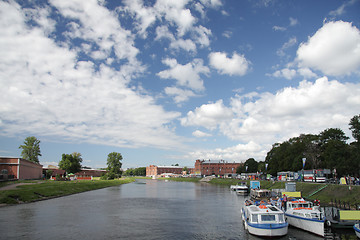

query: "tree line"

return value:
[18, 137, 123, 180]
[236, 114, 360, 178]
[17, 114, 360, 179]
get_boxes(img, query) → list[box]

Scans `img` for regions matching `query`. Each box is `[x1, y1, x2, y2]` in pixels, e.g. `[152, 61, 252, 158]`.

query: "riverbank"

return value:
[0, 178, 135, 205]
[161, 177, 360, 209]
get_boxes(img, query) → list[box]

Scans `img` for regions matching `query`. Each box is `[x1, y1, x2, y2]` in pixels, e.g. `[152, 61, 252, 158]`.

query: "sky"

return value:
[0, 0, 360, 170]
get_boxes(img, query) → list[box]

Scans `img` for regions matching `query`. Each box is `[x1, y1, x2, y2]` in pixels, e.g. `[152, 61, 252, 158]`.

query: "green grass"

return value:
[172, 177, 360, 208]
[0, 178, 135, 204]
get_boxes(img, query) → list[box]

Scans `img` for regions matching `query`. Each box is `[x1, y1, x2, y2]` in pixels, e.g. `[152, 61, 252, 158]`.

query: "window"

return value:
[261, 215, 276, 222]
[252, 214, 258, 223]
[278, 214, 285, 222]
[1, 169, 8, 174]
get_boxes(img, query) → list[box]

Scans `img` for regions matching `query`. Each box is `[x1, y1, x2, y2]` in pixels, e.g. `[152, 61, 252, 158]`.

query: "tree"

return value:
[236, 158, 258, 173]
[349, 114, 360, 143]
[59, 152, 82, 174]
[134, 167, 146, 176]
[19, 136, 42, 164]
[183, 166, 189, 174]
[106, 152, 123, 179]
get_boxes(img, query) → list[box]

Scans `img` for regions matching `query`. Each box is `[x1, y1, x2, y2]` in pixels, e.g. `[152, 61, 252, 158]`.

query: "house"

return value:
[74, 169, 107, 180]
[0, 157, 43, 180]
[42, 167, 66, 180]
[146, 165, 183, 177]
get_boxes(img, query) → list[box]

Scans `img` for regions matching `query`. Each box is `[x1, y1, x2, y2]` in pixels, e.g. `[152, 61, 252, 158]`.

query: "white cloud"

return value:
[273, 26, 286, 31]
[289, 17, 298, 26]
[121, 0, 195, 37]
[193, 25, 212, 47]
[164, 87, 197, 104]
[297, 68, 318, 79]
[297, 21, 360, 76]
[51, 0, 140, 65]
[181, 77, 360, 160]
[170, 38, 197, 52]
[276, 37, 297, 57]
[121, 0, 157, 38]
[0, 0, 184, 150]
[329, 0, 357, 17]
[192, 130, 212, 138]
[222, 30, 232, 38]
[272, 68, 297, 80]
[186, 141, 266, 162]
[181, 100, 233, 130]
[200, 0, 222, 8]
[209, 51, 251, 76]
[157, 58, 209, 91]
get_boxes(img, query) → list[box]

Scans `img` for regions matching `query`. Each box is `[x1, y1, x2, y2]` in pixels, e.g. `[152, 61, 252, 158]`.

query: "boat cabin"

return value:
[287, 199, 324, 220]
[250, 189, 272, 200]
[247, 205, 286, 224]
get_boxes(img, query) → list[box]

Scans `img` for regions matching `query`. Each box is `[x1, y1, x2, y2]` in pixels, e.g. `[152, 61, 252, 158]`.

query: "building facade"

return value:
[0, 157, 43, 180]
[146, 165, 183, 177]
[194, 159, 242, 177]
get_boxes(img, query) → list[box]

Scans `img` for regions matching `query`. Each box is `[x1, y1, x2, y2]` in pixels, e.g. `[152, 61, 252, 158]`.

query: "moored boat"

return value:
[236, 182, 249, 195]
[242, 201, 288, 237]
[250, 188, 272, 201]
[285, 198, 325, 236]
[354, 223, 360, 238]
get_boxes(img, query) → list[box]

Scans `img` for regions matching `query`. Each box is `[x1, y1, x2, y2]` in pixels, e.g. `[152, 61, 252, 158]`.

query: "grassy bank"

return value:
[0, 178, 135, 205]
[164, 177, 360, 208]
[209, 179, 360, 208]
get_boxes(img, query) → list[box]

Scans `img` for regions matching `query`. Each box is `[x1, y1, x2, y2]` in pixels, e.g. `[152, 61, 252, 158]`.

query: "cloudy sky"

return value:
[1, 0, 359, 169]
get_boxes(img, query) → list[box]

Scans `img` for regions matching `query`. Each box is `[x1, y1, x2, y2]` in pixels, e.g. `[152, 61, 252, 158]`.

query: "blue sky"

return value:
[1, 0, 360, 169]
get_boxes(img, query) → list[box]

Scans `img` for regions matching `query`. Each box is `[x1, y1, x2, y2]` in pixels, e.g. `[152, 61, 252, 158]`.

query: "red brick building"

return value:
[146, 165, 183, 177]
[194, 159, 242, 177]
[0, 157, 43, 180]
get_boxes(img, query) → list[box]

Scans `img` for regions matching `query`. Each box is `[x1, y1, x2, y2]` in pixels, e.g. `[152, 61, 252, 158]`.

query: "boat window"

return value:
[278, 214, 284, 222]
[261, 215, 275, 222]
[311, 213, 320, 219]
[252, 214, 258, 223]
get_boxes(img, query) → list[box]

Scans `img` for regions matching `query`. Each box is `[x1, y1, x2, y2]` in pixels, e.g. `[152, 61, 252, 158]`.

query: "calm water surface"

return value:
[0, 180, 356, 239]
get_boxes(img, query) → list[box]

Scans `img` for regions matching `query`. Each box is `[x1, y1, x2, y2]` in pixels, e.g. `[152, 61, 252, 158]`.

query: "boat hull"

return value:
[236, 188, 248, 195]
[354, 224, 360, 238]
[285, 213, 325, 236]
[246, 222, 288, 237]
[242, 208, 288, 237]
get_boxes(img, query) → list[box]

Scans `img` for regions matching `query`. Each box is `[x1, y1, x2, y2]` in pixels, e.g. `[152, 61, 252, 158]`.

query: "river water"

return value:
[0, 179, 356, 239]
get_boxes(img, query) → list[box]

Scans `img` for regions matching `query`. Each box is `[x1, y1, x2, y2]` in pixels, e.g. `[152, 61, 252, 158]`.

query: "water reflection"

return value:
[0, 179, 357, 239]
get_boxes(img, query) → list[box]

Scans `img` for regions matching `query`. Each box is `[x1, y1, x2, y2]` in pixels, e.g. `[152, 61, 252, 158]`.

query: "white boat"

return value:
[230, 182, 248, 195]
[354, 223, 360, 238]
[236, 183, 249, 195]
[242, 201, 288, 237]
[285, 198, 325, 236]
[250, 188, 272, 201]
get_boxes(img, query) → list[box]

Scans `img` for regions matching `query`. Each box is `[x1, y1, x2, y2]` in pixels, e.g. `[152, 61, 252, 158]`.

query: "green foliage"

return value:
[105, 152, 123, 179]
[123, 167, 146, 176]
[349, 114, 360, 142]
[45, 170, 53, 179]
[265, 115, 360, 177]
[58, 152, 82, 174]
[19, 136, 42, 164]
[237, 158, 259, 173]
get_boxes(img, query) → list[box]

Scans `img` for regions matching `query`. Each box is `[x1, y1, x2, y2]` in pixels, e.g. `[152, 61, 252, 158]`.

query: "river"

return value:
[0, 179, 356, 239]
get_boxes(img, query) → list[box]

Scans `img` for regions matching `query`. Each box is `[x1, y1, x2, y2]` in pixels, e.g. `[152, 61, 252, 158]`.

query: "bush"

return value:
[100, 172, 121, 180]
